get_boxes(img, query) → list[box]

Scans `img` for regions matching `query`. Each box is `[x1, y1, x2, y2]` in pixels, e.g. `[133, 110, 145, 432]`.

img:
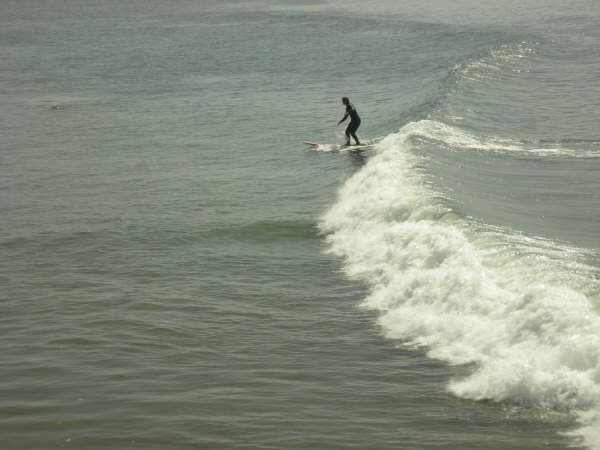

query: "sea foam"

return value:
[320, 121, 600, 449]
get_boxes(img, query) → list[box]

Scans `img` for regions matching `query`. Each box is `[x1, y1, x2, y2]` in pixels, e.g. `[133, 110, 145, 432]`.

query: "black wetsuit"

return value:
[344, 103, 361, 144]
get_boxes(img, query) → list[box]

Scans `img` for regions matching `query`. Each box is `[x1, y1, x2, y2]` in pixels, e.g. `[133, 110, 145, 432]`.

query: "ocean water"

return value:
[2, 0, 600, 449]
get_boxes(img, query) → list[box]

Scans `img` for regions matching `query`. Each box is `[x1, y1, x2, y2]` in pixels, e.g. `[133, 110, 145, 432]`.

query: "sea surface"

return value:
[2, 0, 600, 449]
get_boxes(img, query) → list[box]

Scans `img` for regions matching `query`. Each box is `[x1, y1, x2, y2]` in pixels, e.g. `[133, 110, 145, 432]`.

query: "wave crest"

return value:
[320, 122, 600, 449]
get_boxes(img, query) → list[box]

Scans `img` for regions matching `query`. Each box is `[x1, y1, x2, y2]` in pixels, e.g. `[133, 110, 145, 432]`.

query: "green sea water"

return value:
[2, 1, 599, 449]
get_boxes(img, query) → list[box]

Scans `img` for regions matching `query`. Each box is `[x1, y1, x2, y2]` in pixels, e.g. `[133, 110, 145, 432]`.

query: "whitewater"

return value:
[321, 121, 600, 449]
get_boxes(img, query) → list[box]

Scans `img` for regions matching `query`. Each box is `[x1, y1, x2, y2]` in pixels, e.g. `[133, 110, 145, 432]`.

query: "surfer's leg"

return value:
[344, 125, 351, 145]
[349, 121, 360, 145]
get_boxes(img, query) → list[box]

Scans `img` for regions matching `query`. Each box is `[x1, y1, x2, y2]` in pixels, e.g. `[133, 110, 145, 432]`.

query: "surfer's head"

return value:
[342, 97, 349, 105]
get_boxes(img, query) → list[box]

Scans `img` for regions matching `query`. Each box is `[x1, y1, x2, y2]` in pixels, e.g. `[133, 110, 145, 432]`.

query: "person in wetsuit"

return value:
[337, 97, 361, 145]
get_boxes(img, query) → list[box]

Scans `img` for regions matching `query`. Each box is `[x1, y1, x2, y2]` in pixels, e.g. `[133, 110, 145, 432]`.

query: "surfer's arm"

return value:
[337, 112, 349, 125]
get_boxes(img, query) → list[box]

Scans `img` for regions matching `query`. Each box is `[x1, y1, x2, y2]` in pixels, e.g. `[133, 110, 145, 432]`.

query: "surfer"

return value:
[337, 97, 361, 146]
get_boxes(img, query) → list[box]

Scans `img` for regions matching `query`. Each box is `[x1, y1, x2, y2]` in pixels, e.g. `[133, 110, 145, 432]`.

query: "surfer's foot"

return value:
[345, 141, 350, 146]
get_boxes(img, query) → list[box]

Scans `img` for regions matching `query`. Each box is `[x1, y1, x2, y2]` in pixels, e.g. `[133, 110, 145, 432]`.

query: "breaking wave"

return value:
[320, 121, 600, 449]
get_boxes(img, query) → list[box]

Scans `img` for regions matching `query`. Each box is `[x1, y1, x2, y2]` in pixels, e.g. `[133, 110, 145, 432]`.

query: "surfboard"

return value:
[304, 141, 370, 152]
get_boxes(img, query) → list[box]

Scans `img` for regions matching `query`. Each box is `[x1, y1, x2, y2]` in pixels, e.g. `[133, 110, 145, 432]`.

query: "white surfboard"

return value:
[303, 141, 371, 152]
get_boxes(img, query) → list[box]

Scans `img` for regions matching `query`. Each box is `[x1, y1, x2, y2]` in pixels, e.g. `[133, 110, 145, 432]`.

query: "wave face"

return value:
[320, 121, 600, 449]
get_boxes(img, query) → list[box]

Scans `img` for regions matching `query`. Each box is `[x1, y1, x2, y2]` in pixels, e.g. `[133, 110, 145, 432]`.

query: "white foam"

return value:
[408, 119, 600, 158]
[320, 123, 600, 448]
